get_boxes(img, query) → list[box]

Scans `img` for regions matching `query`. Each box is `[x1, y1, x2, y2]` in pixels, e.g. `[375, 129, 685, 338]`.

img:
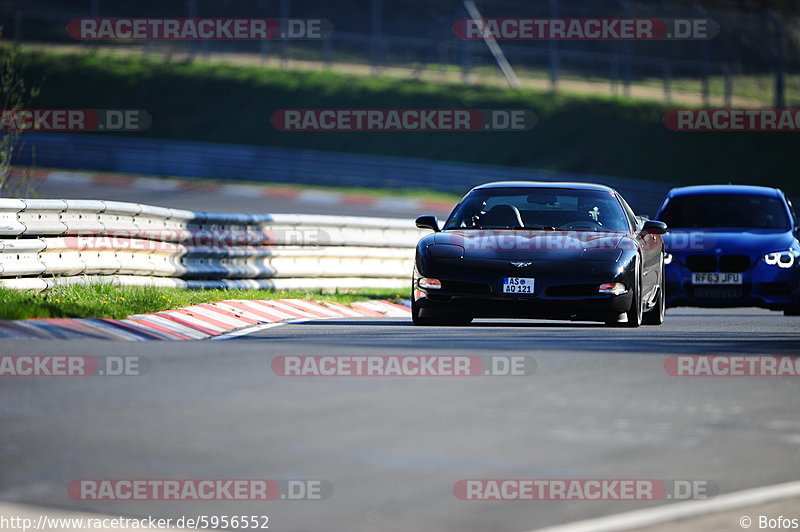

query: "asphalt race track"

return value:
[1, 308, 799, 531]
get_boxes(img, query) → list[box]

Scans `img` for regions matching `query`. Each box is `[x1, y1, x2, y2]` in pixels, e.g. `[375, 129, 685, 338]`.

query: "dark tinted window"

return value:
[445, 187, 629, 231]
[659, 193, 790, 229]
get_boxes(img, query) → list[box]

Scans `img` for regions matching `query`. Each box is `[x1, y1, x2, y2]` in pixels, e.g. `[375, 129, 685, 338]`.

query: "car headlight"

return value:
[599, 283, 627, 295]
[763, 250, 799, 268]
[418, 277, 442, 289]
[664, 253, 673, 265]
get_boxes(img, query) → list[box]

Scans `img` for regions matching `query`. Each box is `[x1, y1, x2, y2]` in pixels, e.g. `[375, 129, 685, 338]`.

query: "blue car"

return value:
[655, 185, 800, 316]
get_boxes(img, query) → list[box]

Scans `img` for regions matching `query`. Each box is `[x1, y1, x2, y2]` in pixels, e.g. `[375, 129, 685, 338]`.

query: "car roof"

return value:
[667, 184, 782, 198]
[471, 181, 616, 193]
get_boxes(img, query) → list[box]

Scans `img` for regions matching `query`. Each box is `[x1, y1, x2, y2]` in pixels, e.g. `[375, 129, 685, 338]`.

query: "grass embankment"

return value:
[0, 285, 406, 320]
[15, 49, 799, 195]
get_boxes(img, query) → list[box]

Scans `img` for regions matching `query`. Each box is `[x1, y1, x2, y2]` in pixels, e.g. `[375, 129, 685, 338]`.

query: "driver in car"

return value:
[578, 198, 602, 226]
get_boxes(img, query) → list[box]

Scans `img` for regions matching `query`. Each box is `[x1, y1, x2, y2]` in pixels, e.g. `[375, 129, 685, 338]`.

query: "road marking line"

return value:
[0, 501, 215, 532]
[531, 480, 800, 532]
[210, 314, 362, 340]
[209, 319, 303, 340]
[351, 300, 411, 317]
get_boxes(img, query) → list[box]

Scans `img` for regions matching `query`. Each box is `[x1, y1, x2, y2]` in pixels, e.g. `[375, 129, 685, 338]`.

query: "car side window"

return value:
[617, 194, 638, 232]
[786, 197, 798, 228]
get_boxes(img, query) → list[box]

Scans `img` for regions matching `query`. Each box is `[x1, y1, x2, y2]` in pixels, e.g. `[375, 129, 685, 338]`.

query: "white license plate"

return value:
[502, 277, 535, 294]
[692, 272, 743, 285]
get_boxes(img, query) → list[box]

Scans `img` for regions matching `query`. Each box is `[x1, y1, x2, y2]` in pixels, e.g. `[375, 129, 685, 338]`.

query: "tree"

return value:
[0, 37, 40, 195]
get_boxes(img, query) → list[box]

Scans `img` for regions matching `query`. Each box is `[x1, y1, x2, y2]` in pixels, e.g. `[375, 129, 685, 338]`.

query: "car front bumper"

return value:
[413, 258, 635, 321]
[665, 260, 800, 309]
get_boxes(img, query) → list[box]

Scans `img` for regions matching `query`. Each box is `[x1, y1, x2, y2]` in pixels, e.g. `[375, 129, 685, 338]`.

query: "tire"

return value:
[784, 304, 800, 316]
[411, 298, 472, 326]
[411, 298, 435, 326]
[607, 257, 643, 328]
[643, 259, 665, 326]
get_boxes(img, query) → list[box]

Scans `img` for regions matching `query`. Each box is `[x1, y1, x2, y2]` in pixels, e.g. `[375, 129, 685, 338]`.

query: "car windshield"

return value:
[445, 187, 631, 232]
[659, 193, 791, 229]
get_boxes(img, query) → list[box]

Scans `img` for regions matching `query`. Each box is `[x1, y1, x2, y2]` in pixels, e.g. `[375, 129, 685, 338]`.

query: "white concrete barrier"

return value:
[0, 198, 429, 290]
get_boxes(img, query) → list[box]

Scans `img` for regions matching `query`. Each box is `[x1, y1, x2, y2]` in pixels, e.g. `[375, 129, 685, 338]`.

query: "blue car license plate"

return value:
[502, 277, 535, 294]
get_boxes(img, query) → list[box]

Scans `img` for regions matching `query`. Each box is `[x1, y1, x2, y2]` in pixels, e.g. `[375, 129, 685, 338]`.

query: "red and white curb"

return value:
[11, 168, 455, 213]
[0, 299, 411, 341]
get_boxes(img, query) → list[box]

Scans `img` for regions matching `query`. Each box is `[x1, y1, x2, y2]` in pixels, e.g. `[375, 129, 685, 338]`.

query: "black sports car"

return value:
[412, 182, 668, 327]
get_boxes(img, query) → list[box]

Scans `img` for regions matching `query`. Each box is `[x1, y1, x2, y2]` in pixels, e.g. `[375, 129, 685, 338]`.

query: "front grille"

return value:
[719, 255, 751, 272]
[686, 255, 717, 272]
[688, 285, 747, 300]
[440, 280, 491, 295]
[546, 284, 599, 297]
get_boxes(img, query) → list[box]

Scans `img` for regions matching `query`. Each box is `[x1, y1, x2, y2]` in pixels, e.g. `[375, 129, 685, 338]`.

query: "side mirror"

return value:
[638, 214, 651, 220]
[642, 220, 668, 235]
[415, 215, 440, 232]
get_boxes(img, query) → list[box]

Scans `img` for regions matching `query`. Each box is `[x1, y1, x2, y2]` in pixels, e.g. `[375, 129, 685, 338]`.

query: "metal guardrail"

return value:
[0, 198, 427, 291]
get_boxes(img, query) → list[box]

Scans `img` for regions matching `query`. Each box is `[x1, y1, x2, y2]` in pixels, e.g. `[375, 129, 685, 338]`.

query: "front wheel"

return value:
[643, 261, 665, 326]
[411, 298, 472, 326]
[412, 298, 435, 326]
[607, 257, 643, 328]
[784, 303, 800, 316]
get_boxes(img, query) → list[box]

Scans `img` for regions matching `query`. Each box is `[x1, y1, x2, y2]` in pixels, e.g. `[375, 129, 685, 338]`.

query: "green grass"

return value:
[53, 42, 791, 105]
[0, 285, 407, 320]
[468, 65, 799, 105]
[12, 48, 800, 196]
[242, 182, 461, 203]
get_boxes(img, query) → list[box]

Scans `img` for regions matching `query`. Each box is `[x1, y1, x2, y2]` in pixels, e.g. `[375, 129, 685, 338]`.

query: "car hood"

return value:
[432, 230, 628, 260]
[664, 228, 796, 255]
